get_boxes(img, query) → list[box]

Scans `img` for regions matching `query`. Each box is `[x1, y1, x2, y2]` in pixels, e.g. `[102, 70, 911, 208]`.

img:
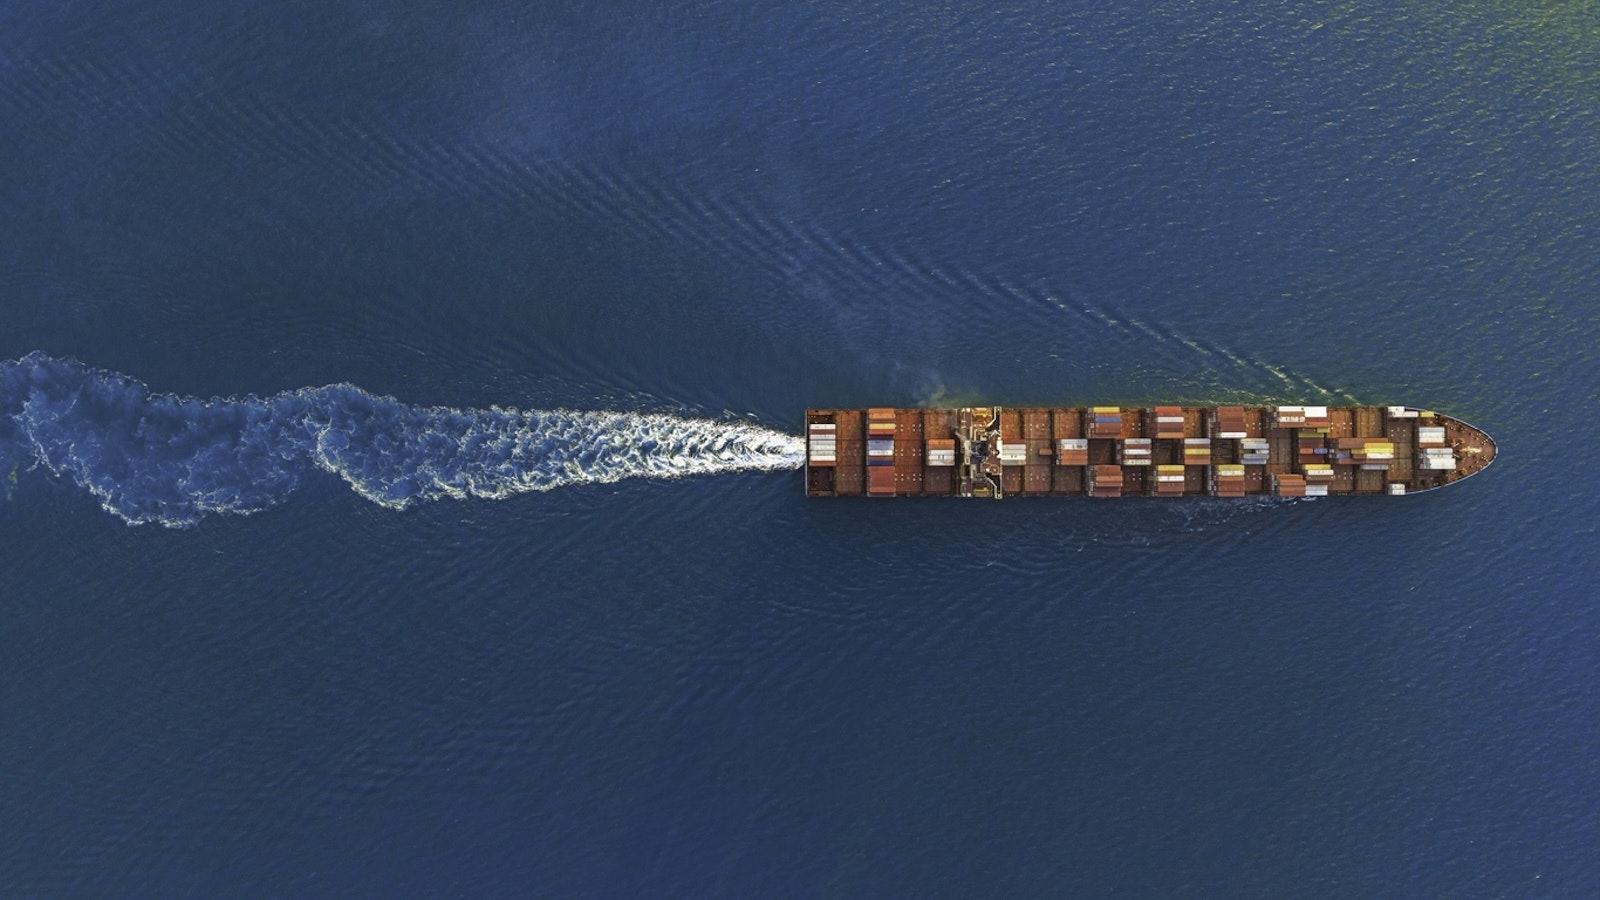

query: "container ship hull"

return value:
[804, 406, 1495, 498]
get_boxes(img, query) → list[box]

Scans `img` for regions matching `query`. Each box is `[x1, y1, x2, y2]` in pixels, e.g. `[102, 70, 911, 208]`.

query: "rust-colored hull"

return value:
[804, 405, 1496, 498]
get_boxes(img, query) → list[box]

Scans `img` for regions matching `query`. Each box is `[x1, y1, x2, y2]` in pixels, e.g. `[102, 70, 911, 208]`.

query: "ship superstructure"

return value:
[804, 406, 1495, 498]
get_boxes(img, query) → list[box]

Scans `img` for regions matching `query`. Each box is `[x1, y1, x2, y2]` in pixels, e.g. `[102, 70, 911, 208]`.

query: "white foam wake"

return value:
[0, 353, 803, 527]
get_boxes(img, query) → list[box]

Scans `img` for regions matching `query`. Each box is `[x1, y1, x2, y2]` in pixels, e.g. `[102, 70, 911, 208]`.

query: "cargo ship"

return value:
[804, 406, 1495, 498]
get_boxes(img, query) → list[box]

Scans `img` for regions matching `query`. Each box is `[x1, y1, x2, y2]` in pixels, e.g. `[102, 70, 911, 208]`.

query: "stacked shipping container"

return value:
[867, 408, 896, 497]
[1417, 426, 1454, 470]
[1089, 465, 1124, 498]
[1213, 406, 1248, 438]
[807, 423, 836, 467]
[803, 405, 1491, 498]
[1240, 438, 1270, 465]
[1275, 405, 1331, 428]
[1152, 406, 1185, 439]
[1334, 437, 1395, 469]
[1090, 407, 1124, 438]
[1213, 464, 1247, 497]
[1156, 465, 1186, 496]
[1056, 437, 1089, 466]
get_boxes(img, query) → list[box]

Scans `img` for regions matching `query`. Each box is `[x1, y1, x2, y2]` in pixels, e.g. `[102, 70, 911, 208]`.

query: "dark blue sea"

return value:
[3, 1, 1597, 896]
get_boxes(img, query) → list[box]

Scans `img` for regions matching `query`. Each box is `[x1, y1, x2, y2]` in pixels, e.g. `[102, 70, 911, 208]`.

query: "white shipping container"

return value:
[1305, 484, 1329, 496]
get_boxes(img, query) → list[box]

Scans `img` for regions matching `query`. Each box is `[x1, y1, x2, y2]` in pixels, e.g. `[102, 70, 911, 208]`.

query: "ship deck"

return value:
[804, 405, 1495, 498]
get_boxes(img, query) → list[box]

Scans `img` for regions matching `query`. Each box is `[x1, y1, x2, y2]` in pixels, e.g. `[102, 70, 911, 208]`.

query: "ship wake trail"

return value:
[0, 353, 804, 527]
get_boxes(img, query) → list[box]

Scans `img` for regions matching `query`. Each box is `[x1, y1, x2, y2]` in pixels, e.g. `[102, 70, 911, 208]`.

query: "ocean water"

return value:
[3, 1, 1598, 896]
